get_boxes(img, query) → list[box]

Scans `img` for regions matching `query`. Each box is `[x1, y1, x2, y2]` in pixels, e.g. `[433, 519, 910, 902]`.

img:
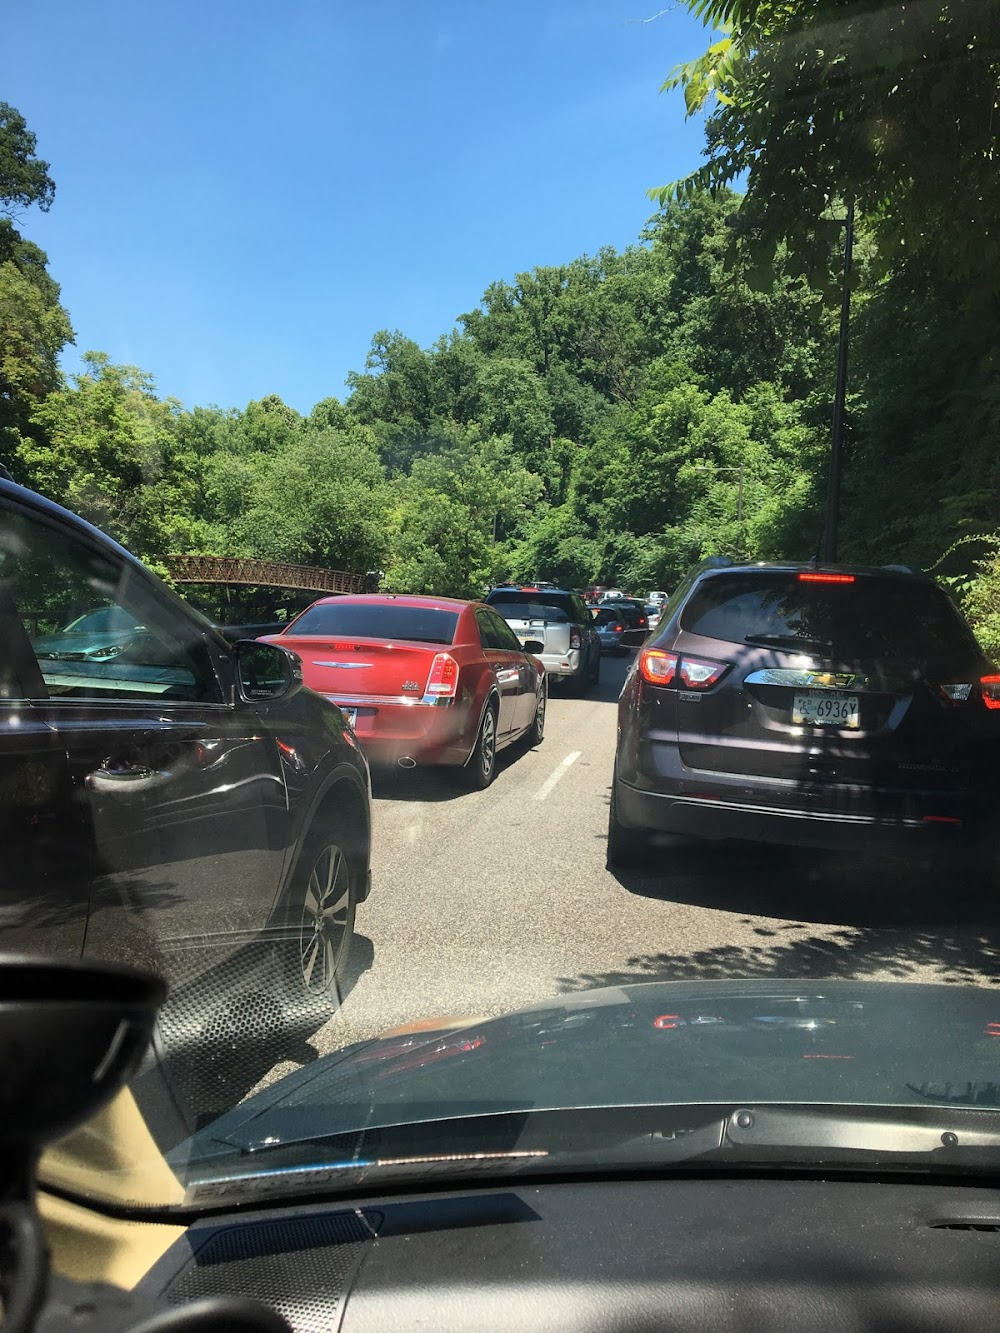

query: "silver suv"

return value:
[486, 587, 601, 693]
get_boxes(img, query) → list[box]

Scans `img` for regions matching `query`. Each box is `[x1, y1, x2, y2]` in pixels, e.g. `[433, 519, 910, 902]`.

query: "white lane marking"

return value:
[534, 751, 581, 802]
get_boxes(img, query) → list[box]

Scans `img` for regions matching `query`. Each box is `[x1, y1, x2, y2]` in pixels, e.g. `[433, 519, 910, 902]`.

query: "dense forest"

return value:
[2, 2, 1000, 640]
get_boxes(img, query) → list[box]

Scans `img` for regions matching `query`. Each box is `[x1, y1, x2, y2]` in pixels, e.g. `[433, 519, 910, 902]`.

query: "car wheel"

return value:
[294, 833, 356, 998]
[458, 702, 498, 790]
[528, 685, 546, 747]
[607, 778, 651, 869]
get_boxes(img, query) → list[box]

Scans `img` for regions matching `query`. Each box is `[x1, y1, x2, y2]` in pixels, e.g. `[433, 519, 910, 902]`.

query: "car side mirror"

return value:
[523, 638, 544, 655]
[234, 639, 302, 703]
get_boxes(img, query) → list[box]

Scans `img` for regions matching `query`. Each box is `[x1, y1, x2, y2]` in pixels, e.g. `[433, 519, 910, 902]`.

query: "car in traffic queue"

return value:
[263, 594, 547, 788]
[592, 604, 629, 655]
[0, 477, 372, 1007]
[486, 586, 600, 693]
[608, 558, 1000, 871]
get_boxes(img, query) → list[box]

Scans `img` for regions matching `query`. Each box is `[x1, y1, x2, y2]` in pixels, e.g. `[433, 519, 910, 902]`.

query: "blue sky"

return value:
[2, 1, 711, 414]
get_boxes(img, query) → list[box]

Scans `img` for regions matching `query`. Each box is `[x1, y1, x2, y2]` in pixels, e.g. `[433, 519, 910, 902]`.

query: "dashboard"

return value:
[96, 1173, 1000, 1330]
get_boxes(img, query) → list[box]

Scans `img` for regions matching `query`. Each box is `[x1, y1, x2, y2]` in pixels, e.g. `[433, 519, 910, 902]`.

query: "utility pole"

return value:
[822, 198, 855, 563]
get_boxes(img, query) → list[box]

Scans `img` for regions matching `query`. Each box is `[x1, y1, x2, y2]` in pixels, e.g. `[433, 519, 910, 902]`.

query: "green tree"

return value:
[655, 0, 1000, 291]
[18, 353, 203, 556]
[0, 106, 72, 469]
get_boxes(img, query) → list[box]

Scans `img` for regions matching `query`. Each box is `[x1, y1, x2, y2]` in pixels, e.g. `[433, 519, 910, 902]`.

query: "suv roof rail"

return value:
[880, 563, 924, 575]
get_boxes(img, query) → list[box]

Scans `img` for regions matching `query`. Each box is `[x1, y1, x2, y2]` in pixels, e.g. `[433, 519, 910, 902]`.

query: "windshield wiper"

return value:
[745, 632, 833, 653]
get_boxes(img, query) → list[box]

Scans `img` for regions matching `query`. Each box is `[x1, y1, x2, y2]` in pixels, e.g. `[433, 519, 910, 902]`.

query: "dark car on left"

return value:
[0, 478, 372, 1009]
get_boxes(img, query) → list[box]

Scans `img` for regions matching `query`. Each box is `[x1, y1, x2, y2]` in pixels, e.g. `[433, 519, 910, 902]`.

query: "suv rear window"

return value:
[679, 572, 981, 669]
[288, 603, 459, 644]
[488, 593, 572, 622]
[594, 608, 622, 625]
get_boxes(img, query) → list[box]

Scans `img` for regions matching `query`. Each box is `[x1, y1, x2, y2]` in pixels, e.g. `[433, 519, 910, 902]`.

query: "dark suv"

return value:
[608, 559, 1000, 868]
[0, 478, 372, 1007]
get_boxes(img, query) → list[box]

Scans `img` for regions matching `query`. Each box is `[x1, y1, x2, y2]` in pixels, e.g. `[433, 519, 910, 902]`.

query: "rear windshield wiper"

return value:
[745, 633, 833, 653]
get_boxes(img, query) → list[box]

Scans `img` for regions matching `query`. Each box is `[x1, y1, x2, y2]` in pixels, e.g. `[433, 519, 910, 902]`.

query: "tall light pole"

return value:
[821, 198, 855, 563]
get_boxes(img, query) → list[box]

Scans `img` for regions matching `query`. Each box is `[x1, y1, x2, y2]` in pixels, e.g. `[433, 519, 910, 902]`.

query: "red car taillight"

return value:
[677, 655, 728, 689]
[425, 653, 459, 698]
[570, 628, 582, 649]
[981, 675, 1000, 709]
[638, 648, 678, 685]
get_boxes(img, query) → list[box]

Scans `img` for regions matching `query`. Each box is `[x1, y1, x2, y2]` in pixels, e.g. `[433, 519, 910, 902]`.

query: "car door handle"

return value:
[86, 765, 174, 796]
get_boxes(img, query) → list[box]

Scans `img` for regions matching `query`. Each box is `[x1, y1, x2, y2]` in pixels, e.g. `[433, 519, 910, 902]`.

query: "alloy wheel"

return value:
[299, 843, 352, 994]
[481, 707, 497, 781]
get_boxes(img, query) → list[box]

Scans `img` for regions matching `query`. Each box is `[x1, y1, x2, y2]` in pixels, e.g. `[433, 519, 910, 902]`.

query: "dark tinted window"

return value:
[485, 610, 522, 651]
[594, 608, 622, 626]
[616, 602, 646, 626]
[289, 602, 459, 644]
[680, 572, 982, 669]
[488, 594, 571, 622]
[1, 508, 219, 703]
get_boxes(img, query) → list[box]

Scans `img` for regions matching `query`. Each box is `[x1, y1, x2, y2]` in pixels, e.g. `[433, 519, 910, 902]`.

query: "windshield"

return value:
[286, 602, 459, 644]
[4, 0, 1000, 1220]
[60, 606, 141, 635]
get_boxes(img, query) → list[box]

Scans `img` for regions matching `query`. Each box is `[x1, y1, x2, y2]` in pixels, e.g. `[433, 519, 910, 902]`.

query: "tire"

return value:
[292, 830, 356, 999]
[528, 684, 546, 747]
[607, 778, 651, 869]
[458, 702, 498, 790]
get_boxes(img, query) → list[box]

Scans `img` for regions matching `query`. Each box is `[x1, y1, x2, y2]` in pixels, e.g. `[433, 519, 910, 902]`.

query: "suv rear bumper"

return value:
[540, 649, 583, 677]
[616, 777, 975, 855]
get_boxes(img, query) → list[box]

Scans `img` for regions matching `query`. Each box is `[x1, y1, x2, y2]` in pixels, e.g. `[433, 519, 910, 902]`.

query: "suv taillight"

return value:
[939, 676, 1000, 709]
[638, 648, 678, 685]
[425, 653, 459, 699]
[638, 648, 728, 690]
[677, 655, 728, 689]
[570, 628, 582, 649]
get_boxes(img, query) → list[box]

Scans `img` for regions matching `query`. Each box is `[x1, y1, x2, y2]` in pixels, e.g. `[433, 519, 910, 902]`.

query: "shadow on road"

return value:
[371, 733, 546, 802]
[576, 838, 1000, 994]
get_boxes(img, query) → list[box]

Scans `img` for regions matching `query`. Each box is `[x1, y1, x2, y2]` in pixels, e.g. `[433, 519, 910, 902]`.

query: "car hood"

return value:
[174, 979, 1000, 1173]
[31, 631, 133, 656]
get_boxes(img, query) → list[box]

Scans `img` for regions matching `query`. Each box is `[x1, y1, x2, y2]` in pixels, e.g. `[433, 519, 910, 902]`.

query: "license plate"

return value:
[342, 707, 358, 728]
[791, 692, 860, 728]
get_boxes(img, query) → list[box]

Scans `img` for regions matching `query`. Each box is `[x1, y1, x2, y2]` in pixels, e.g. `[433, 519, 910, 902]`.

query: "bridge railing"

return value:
[159, 555, 369, 595]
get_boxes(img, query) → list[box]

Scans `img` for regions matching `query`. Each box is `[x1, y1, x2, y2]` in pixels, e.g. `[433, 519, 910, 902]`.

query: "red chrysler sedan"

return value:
[263, 595, 547, 788]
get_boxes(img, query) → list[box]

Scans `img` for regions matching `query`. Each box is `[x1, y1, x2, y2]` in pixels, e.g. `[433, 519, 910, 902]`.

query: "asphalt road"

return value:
[267, 650, 1000, 1076]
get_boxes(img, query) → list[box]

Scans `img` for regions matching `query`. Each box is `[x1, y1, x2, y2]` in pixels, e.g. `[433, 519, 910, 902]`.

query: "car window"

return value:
[475, 608, 501, 649]
[594, 608, 621, 626]
[486, 609, 523, 652]
[0, 508, 221, 704]
[289, 602, 459, 644]
[489, 595, 571, 622]
[679, 572, 982, 670]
